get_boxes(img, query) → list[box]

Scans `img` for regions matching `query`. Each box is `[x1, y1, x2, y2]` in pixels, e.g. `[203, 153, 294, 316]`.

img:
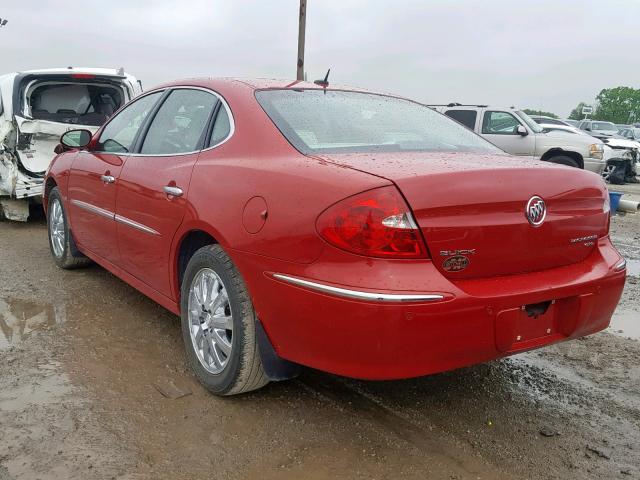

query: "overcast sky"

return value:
[1, 0, 639, 116]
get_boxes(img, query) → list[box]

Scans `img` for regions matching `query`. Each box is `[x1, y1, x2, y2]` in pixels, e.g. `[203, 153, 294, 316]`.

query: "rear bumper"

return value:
[232, 237, 626, 380]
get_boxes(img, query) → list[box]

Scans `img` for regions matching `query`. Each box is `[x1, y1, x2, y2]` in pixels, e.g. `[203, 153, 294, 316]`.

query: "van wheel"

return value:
[548, 155, 580, 168]
[47, 187, 92, 269]
[180, 244, 268, 395]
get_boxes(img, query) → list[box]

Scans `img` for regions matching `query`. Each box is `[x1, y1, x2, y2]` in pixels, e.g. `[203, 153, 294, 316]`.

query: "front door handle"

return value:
[100, 174, 115, 184]
[163, 186, 183, 197]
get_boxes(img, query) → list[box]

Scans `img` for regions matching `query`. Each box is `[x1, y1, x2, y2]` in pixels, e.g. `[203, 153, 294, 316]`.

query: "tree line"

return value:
[526, 86, 640, 124]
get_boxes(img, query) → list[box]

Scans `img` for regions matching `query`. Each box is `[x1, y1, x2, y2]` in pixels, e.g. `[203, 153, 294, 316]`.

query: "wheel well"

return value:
[177, 230, 217, 288]
[44, 177, 57, 200]
[541, 149, 584, 169]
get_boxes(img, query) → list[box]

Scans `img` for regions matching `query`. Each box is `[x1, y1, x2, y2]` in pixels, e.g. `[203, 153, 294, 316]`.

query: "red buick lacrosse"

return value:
[44, 78, 626, 395]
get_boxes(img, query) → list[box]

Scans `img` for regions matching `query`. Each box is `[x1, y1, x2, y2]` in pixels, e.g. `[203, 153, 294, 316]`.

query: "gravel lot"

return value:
[0, 184, 639, 480]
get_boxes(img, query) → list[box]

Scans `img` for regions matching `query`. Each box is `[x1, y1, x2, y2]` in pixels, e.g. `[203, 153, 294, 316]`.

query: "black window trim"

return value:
[94, 86, 235, 157]
[481, 110, 523, 135]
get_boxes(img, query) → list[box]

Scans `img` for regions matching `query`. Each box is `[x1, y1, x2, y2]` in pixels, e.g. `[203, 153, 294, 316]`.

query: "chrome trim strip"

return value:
[114, 214, 160, 236]
[614, 259, 627, 272]
[272, 273, 444, 303]
[70, 199, 114, 220]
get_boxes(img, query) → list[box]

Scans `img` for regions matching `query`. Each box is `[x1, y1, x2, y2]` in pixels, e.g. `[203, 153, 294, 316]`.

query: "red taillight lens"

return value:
[316, 186, 428, 258]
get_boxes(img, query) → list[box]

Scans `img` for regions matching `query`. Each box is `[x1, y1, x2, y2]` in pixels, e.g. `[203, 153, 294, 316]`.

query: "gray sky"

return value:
[1, 0, 639, 117]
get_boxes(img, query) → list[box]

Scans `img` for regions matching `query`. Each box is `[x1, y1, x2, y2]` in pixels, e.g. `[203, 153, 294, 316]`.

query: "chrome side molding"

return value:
[70, 199, 114, 220]
[114, 214, 160, 236]
[614, 259, 627, 272]
[272, 273, 444, 303]
[70, 199, 159, 236]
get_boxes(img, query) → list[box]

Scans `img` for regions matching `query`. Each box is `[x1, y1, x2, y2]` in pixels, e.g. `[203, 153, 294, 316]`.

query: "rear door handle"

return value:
[163, 186, 183, 197]
[100, 174, 115, 184]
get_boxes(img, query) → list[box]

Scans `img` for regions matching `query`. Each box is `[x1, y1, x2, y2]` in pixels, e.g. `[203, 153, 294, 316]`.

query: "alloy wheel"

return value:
[49, 198, 65, 258]
[188, 268, 233, 374]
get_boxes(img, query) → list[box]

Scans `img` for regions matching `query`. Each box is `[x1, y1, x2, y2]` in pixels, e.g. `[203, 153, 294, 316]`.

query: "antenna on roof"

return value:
[117, 67, 125, 76]
[314, 69, 330, 88]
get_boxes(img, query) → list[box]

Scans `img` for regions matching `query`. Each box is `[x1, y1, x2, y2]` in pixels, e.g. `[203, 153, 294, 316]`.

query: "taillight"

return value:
[316, 186, 428, 258]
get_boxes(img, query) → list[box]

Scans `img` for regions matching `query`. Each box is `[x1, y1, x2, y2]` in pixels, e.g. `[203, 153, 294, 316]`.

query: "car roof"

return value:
[152, 77, 375, 94]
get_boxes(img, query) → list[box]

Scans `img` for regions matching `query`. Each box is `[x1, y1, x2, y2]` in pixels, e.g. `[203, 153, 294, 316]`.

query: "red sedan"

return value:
[44, 78, 626, 395]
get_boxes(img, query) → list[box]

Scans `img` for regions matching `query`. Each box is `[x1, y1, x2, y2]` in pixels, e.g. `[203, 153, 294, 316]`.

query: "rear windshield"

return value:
[256, 89, 502, 155]
[27, 82, 124, 126]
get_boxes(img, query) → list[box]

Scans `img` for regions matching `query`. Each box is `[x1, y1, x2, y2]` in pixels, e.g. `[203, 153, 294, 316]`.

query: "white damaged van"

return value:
[0, 67, 142, 220]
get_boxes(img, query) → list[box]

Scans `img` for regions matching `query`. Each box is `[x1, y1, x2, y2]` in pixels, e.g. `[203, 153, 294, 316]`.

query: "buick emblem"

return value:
[525, 196, 546, 226]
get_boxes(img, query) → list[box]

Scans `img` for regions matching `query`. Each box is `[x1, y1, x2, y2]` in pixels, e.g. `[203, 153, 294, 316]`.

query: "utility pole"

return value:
[296, 0, 306, 81]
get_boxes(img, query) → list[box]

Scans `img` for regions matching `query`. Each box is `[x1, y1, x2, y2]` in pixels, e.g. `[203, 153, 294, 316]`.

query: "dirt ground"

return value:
[1, 186, 639, 480]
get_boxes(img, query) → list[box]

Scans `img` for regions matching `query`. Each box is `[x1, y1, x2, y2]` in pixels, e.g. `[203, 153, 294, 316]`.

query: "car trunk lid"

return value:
[313, 152, 609, 279]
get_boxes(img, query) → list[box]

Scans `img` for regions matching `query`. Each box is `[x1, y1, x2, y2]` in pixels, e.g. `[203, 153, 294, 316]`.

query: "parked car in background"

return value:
[0, 67, 142, 220]
[44, 79, 625, 395]
[563, 119, 580, 127]
[530, 115, 575, 128]
[433, 104, 605, 173]
[578, 120, 620, 137]
[530, 116, 589, 135]
[619, 127, 640, 141]
[615, 124, 632, 132]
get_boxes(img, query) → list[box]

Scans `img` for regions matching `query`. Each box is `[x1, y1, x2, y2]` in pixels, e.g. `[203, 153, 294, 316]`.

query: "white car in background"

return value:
[433, 104, 606, 173]
[0, 67, 142, 220]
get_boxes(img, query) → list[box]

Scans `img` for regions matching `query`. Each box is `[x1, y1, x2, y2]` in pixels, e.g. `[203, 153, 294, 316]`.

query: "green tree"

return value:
[594, 87, 640, 124]
[568, 102, 590, 120]
[522, 109, 558, 118]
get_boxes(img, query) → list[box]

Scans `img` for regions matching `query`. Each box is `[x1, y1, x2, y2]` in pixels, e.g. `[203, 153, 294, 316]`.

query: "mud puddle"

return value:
[625, 258, 640, 277]
[609, 308, 640, 340]
[0, 297, 65, 350]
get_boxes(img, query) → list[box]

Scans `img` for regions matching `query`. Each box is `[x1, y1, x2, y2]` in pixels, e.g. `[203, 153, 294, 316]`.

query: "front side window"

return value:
[482, 111, 521, 135]
[256, 90, 501, 155]
[96, 91, 162, 153]
[140, 89, 217, 155]
[444, 109, 477, 130]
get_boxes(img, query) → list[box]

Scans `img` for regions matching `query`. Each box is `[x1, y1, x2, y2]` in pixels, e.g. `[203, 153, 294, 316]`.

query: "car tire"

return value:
[47, 187, 92, 269]
[602, 163, 616, 183]
[547, 155, 580, 169]
[180, 244, 268, 395]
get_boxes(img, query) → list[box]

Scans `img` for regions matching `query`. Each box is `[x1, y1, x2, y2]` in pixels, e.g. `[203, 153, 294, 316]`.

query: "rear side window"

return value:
[96, 91, 162, 153]
[208, 106, 231, 148]
[444, 110, 477, 130]
[141, 89, 217, 155]
[482, 111, 521, 135]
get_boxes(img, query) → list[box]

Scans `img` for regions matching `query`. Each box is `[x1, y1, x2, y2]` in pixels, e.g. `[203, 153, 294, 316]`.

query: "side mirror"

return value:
[60, 129, 92, 149]
[585, 127, 591, 131]
[516, 125, 528, 136]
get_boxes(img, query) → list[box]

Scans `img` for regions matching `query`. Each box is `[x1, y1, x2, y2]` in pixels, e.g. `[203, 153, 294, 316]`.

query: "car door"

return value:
[481, 110, 535, 157]
[114, 88, 221, 297]
[67, 91, 163, 263]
